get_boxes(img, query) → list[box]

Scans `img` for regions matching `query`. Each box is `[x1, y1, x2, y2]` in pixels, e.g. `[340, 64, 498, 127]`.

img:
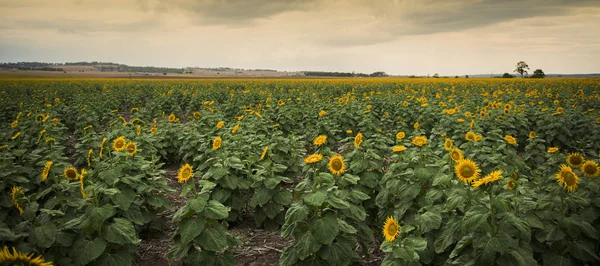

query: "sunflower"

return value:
[455, 159, 481, 184]
[193, 111, 201, 119]
[472, 170, 504, 188]
[150, 127, 157, 134]
[392, 145, 406, 153]
[504, 135, 517, 145]
[556, 164, 579, 192]
[35, 114, 45, 123]
[442, 138, 453, 151]
[413, 122, 420, 129]
[319, 110, 326, 117]
[0, 246, 54, 266]
[555, 107, 564, 115]
[470, 120, 475, 128]
[596, 117, 600, 125]
[87, 149, 93, 166]
[474, 135, 482, 142]
[231, 124, 240, 134]
[304, 154, 323, 164]
[511, 172, 518, 180]
[567, 153, 584, 168]
[396, 132, 405, 140]
[507, 179, 516, 190]
[11, 132, 20, 140]
[547, 147, 559, 153]
[136, 125, 141, 136]
[529, 131, 536, 139]
[354, 133, 364, 148]
[99, 137, 107, 158]
[465, 131, 476, 141]
[346, 130, 353, 134]
[168, 114, 176, 122]
[11, 120, 18, 128]
[581, 161, 599, 177]
[450, 148, 464, 162]
[278, 100, 285, 106]
[313, 135, 327, 146]
[216, 121, 225, 129]
[52, 118, 59, 126]
[80, 169, 88, 199]
[11, 186, 24, 215]
[457, 118, 465, 123]
[45, 138, 56, 144]
[113, 136, 126, 151]
[177, 163, 193, 183]
[412, 136, 427, 147]
[382, 216, 400, 242]
[328, 155, 345, 175]
[125, 142, 137, 156]
[260, 146, 269, 160]
[63, 167, 79, 181]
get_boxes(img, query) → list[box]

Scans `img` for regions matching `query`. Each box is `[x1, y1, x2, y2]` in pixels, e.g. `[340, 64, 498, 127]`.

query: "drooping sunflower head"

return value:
[392, 145, 406, 153]
[396, 132, 405, 140]
[556, 164, 579, 192]
[328, 155, 345, 175]
[450, 148, 464, 162]
[411, 136, 427, 147]
[567, 153, 584, 167]
[507, 179, 516, 190]
[231, 124, 240, 134]
[455, 159, 481, 184]
[547, 147, 559, 153]
[581, 161, 599, 177]
[0, 246, 54, 266]
[529, 131, 536, 139]
[354, 133, 364, 148]
[444, 138, 453, 151]
[346, 130, 353, 134]
[41, 161, 53, 182]
[465, 131, 476, 141]
[260, 146, 269, 160]
[304, 154, 323, 164]
[193, 111, 201, 119]
[382, 216, 400, 242]
[113, 136, 126, 151]
[63, 167, 79, 181]
[313, 135, 327, 146]
[474, 134, 482, 142]
[504, 135, 517, 145]
[216, 121, 225, 129]
[168, 114, 176, 122]
[177, 163, 193, 183]
[472, 170, 503, 189]
[212, 136, 222, 151]
[125, 142, 137, 156]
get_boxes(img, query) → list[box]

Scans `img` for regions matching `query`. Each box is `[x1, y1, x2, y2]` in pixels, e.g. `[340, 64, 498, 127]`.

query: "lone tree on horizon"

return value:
[514, 61, 530, 78]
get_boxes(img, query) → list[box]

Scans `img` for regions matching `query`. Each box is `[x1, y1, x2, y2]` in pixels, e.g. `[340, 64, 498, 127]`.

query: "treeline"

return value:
[303, 71, 388, 77]
[0, 63, 64, 71]
[98, 65, 184, 73]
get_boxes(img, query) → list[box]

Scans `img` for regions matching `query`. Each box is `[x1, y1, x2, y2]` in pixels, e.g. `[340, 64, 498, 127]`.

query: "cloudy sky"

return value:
[1, 0, 599, 75]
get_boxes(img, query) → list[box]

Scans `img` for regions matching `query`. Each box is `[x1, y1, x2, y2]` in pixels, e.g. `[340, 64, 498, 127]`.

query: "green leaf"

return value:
[203, 200, 231, 220]
[280, 246, 299, 266]
[569, 241, 600, 261]
[348, 190, 370, 202]
[339, 174, 359, 186]
[416, 211, 442, 233]
[296, 233, 322, 260]
[404, 236, 428, 251]
[462, 209, 489, 231]
[102, 218, 141, 245]
[310, 215, 339, 245]
[82, 204, 115, 231]
[110, 186, 136, 210]
[318, 236, 358, 265]
[189, 193, 210, 213]
[392, 247, 420, 261]
[251, 188, 275, 207]
[197, 225, 229, 252]
[95, 252, 134, 266]
[337, 219, 357, 234]
[342, 204, 367, 221]
[180, 218, 206, 245]
[449, 234, 473, 258]
[72, 237, 106, 265]
[327, 196, 350, 209]
[29, 222, 57, 248]
[302, 189, 327, 207]
[273, 190, 293, 206]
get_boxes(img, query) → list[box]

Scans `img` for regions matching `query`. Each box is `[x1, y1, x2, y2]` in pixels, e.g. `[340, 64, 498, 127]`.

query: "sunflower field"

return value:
[1, 78, 599, 266]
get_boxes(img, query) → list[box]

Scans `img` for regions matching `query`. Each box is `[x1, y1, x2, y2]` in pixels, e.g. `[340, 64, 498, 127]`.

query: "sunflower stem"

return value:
[488, 187, 496, 235]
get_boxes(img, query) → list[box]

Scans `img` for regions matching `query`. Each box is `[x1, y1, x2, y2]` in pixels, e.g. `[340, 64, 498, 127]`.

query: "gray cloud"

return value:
[0, 19, 161, 34]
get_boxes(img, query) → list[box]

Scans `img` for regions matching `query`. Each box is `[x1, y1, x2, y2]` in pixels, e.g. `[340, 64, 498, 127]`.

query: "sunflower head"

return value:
[177, 163, 193, 183]
[319, 110, 326, 117]
[556, 164, 579, 192]
[472, 170, 503, 188]
[260, 146, 269, 160]
[412, 136, 427, 147]
[581, 161, 599, 177]
[382, 216, 400, 242]
[474, 134, 482, 142]
[64, 167, 79, 181]
[125, 142, 137, 156]
[212, 136, 222, 151]
[113, 136, 126, 151]
[392, 145, 406, 153]
[328, 155, 345, 175]
[150, 127, 157, 134]
[168, 114, 176, 122]
[547, 147, 559, 153]
[465, 131, 476, 141]
[216, 121, 225, 129]
[193, 111, 201, 119]
[567, 153, 584, 167]
[232, 124, 240, 134]
[444, 138, 453, 151]
[41, 161, 53, 182]
[450, 148, 464, 162]
[354, 133, 364, 148]
[413, 122, 420, 129]
[455, 159, 481, 184]
[504, 135, 517, 145]
[313, 135, 327, 146]
[529, 131, 536, 139]
[346, 130, 353, 134]
[304, 154, 323, 164]
[396, 132, 405, 140]
[507, 179, 516, 190]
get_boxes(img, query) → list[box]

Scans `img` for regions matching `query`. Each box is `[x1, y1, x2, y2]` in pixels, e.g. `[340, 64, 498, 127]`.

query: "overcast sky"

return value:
[1, 0, 599, 75]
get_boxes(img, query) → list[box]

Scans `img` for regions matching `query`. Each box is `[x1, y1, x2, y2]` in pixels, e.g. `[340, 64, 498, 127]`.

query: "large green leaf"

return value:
[189, 193, 210, 213]
[102, 218, 141, 245]
[415, 211, 442, 233]
[180, 218, 206, 245]
[29, 222, 57, 248]
[303, 189, 327, 207]
[82, 204, 115, 231]
[197, 225, 229, 252]
[203, 200, 230, 220]
[273, 190, 293, 205]
[296, 233, 322, 260]
[310, 215, 339, 245]
[72, 237, 107, 265]
[251, 187, 275, 207]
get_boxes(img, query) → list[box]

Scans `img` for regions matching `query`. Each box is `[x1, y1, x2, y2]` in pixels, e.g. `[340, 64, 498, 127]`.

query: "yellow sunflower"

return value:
[80, 169, 88, 199]
[444, 138, 453, 151]
[346, 130, 353, 134]
[11, 120, 18, 128]
[504, 135, 517, 145]
[474, 134, 482, 142]
[412, 136, 427, 147]
[177, 163, 193, 183]
[450, 148, 464, 162]
[382, 216, 400, 242]
[470, 120, 475, 128]
[581, 161, 599, 177]
[235, 115, 243, 121]
[465, 131, 476, 141]
[392, 145, 406, 153]
[507, 179, 516, 190]
[136, 125, 141, 136]
[87, 149, 93, 166]
[232, 124, 240, 134]
[168, 114, 176, 122]
[556, 164, 579, 192]
[396, 132, 405, 140]
[63, 167, 79, 181]
[216, 121, 225, 129]
[328, 155, 345, 175]
[41, 161, 53, 182]
[304, 154, 323, 164]
[354, 133, 364, 148]
[45, 138, 56, 144]
[319, 110, 326, 117]
[313, 135, 327, 146]
[566, 153, 584, 168]
[11, 132, 20, 140]
[11, 186, 24, 215]
[0, 246, 54, 266]
[547, 147, 559, 153]
[455, 159, 481, 184]
[529, 131, 536, 139]
[212, 136, 222, 151]
[414, 122, 420, 129]
[99, 137, 107, 158]
[125, 142, 137, 156]
[193, 111, 201, 119]
[260, 146, 269, 160]
[150, 127, 157, 134]
[113, 136, 126, 151]
[472, 170, 504, 188]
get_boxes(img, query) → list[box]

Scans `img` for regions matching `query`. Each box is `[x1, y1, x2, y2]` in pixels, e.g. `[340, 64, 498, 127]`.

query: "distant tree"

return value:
[433, 73, 439, 78]
[514, 61, 530, 78]
[369, 71, 388, 77]
[502, 73, 514, 78]
[465, 75, 469, 78]
[455, 75, 459, 78]
[531, 69, 546, 78]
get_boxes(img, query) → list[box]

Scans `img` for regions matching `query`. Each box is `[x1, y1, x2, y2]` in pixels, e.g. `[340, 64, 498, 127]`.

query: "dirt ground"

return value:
[136, 164, 384, 266]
